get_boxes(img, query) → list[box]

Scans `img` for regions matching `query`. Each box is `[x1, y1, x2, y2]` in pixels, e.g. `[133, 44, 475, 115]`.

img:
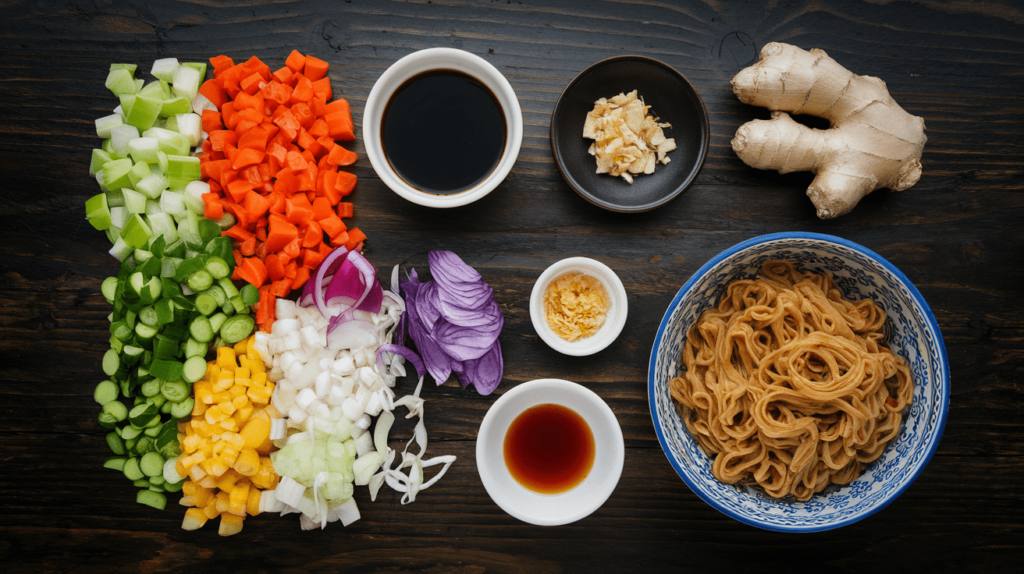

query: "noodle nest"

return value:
[669, 261, 913, 501]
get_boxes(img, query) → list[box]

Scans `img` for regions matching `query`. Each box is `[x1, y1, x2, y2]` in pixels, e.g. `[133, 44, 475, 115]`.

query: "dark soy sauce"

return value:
[503, 403, 596, 494]
[382, 70, 505, 194]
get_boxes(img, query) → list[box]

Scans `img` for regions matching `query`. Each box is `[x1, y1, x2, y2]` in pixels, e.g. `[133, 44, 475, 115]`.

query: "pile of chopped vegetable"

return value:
[177, 335, 279, 535]
[253, 248, 454, 529]
[402, 251, 505, 395]
[195, 51, 364, 335]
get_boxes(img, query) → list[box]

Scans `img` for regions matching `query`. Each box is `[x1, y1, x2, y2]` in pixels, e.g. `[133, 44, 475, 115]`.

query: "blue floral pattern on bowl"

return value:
[647, 232, 950, 532]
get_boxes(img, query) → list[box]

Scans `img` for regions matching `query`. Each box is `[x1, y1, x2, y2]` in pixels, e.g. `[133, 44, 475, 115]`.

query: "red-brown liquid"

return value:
[503, 403, 595, 494]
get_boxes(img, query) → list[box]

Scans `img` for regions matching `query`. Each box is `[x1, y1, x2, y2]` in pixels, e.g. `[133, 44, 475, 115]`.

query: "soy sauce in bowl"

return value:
[382, 70, 506, 194]
[503, 403, 596, 494]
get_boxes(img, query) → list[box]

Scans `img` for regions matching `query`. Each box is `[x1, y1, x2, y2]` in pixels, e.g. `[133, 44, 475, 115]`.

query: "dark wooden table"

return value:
[2, 1, 1022, 572]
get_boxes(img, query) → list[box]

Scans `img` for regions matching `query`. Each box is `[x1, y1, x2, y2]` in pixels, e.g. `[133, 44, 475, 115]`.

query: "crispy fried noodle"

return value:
[669, 261, 913, 501]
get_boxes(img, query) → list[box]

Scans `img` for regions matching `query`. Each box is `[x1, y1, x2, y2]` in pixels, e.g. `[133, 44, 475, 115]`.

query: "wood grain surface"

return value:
[1, 1, 1022, 572]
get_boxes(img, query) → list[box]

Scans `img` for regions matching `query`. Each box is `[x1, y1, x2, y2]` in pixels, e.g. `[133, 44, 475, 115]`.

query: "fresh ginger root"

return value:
[730, 43, 926, 219]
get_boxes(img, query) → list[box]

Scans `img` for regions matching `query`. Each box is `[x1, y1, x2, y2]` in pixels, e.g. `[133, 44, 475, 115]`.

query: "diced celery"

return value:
[119, 93, 136, 117]
[95, 114, 124, 138]
[190, 93, 217, 114]
[145, 199, 162, 216]
[90, 149, 113, 176]
[159, 96, 190, 117]
[171, 65, 202, 101]
[156, 150, 168, 173]
[176, 113, 202, 146]
[148, 212, 179, 244]
[159, 190, 187, 218]
[85, 193, 111, 230]
[165, 155, 201, 189]
[100, 137, 117, 157]
[125, 95, 162, 131]
[110, 63, 138, 74]
[105, 225, 122, 244]
[127, 161, 152, 187]
[134, 173, 168, 200]
[100, 158, 134, 191]
[138, 80, 165, 99]
[151, 58, 180, 83]
[182, 62, 207, 79]
[109, 206, 127, 229]
[109, 124, 140, 157]
[134, 78, 145, 92]
[177, 210, 201, 246]
[120, 214, 153, 249]
[182, 181, 209, 214]
[122, 188, 147, 214]
[105, 68, 138, 96]
[127, 137, 160, 164]
[105, 188, 125, 208]
[163, 115, 178, 133]
[110, 236, 133, 261]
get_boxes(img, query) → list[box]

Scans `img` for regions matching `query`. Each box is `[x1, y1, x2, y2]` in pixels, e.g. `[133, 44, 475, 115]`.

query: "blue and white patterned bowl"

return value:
[648, 232, 949, 532]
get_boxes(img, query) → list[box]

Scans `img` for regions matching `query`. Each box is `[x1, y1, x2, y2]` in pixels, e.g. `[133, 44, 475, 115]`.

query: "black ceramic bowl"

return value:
[550, 56, 709, 213]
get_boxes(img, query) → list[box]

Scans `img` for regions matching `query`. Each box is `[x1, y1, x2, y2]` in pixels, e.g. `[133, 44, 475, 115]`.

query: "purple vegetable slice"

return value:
[461, 340, 503, 395]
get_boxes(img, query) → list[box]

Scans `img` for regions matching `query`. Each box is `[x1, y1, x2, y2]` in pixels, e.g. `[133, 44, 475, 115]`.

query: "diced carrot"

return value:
[265, 213, 299, 253]
[209, 130, 239, 152]
[210, 55, 235, 75]
[285, 50, 306, 73]
[238, 235, 257, 257]
[290, 75, 314, 103]
[232, 148, 265, 170]
[202, 193, 224, 220]
[327, 144, 358, 166]
[237, 126, 270, 151]
[225, 178, 257, 203]
[334, 170, 357, 195]
[301, 249, 323, 270]
[303, 55, 329, 81]
[202, 109, 224, 134]
[223, 224, 254, 242]
[311, 76, 332, 101]
[272, 66, 293, 84]
[270, 278, 292, 297]
[199, 79, 230, 109]
[330, 230, 349, 248]
[285, 194, 314, 225]
[336, 201, 353, 219]
[311, 196, 333, 220]
[243, 190, 271, 221]
[344, 227, 367, 250]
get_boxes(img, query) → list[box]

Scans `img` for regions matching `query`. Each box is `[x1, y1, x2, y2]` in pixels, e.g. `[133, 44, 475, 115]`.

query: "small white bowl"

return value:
[362, 48, 523, 208]
[530, 257, 628, 356]
[476, 379, 624, 526]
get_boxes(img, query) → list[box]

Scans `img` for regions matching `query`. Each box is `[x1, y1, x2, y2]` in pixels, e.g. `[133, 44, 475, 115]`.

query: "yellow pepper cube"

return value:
[213, 374, 234, 393]
[192, 400, 208, 417]
[238, 355, 250, 370]
[246, 488, 262, 516]
[218, 512, 244, 536]
[229, 479, 250, 516]
[251, 456, 279, 490]
[182, 434, 203, 454]
[181, 507, 208, 531]
[249, 358, 265, 375]
[207, 456, 231, 477]
[229, 384, 247, 399]
[210, 391, 232, 404]
[218, 418, 239, 432]
[239, 416, 271, 449]
[215, 490, 231, 514]
[217, 347, 237, 371]
[215, 469, 240, 491]
[222, 432, 245, 450]
[251, 373, 267, 387]
[233, 447, 260, 477]
[219, 400, 236, 417]
[194, 381, 214, 404]
[204, 364, 220, 384]
[233, 339, 248, 356]
[203, 500, 220, 520]
[234, 366, 250, 381]
[236, 403, 254, 424]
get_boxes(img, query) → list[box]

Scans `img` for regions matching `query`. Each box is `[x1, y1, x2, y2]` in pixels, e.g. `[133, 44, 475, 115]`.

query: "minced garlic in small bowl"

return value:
[530, 257, 628, 356]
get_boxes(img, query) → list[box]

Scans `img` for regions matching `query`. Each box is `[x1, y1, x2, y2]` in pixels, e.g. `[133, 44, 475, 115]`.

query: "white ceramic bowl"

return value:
[362, 48, 523, 208]
[649, 232, 950, 532]
[530, 257, 628, 356]
[476, 379, 624, 526]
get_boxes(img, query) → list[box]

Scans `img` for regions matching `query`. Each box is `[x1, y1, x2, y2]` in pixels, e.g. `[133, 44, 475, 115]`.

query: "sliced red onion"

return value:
[376, 344, 425, 380]
[400, 250, 504, 394]
[310, 247, 349, 314]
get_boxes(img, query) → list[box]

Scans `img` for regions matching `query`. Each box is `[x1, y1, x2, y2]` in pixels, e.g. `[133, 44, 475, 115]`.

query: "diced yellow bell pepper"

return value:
[182, 507, 208, 531]
[233, 446, 260, 477]
[217, 347, 237, 371]
[218, 512, 244, 536]
[246, 488, 262, 516]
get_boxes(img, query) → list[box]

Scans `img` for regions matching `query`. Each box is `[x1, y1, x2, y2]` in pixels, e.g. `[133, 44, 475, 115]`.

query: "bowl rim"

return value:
[549, 54, 710, 213]
[476, 378, 625, 526]
[646, 231, 950, 532]
[362, 47, 524, 208]
[529, 257, 629, 356]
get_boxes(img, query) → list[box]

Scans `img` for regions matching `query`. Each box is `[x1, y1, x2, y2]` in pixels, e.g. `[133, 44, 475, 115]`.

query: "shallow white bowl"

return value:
[530, 257, 628, 356]
[476, 379, 624, 526]
[649, 232, 950, 532]
[362, 47, 523, 208]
